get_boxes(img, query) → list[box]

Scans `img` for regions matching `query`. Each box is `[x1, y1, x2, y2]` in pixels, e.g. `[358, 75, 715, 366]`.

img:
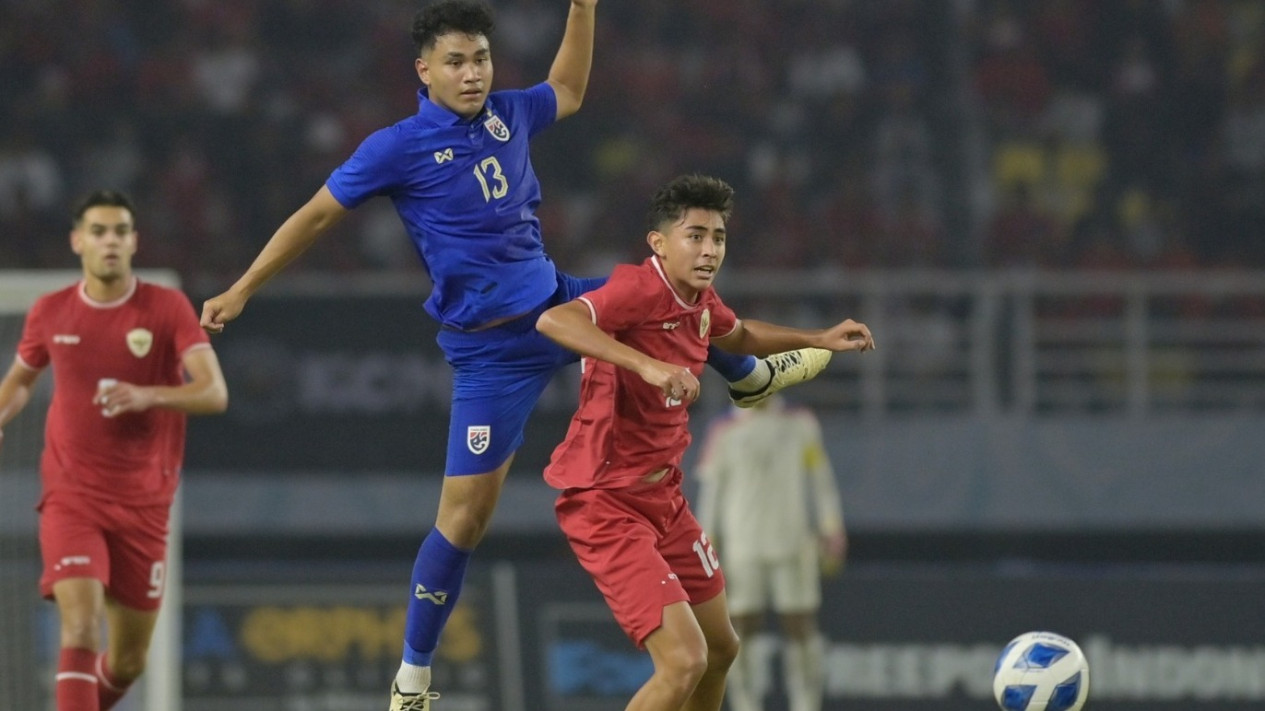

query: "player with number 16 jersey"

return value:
[544, 255, 738, 491]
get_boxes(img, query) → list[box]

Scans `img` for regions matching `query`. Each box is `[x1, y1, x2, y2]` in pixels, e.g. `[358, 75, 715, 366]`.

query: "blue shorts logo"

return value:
[467, 425, 491, 455]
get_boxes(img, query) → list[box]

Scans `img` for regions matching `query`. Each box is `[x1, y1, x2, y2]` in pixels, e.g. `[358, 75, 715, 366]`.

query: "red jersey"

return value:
[545, 256, 737, 490]
[16, 279, 211, 507]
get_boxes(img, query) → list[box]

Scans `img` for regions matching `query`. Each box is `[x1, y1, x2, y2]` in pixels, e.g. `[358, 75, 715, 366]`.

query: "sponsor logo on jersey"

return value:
[484, 113, 510, 142]
[55, 555, 91, 571]
[126, 328, 153, 357]
[414, 584, 448, 605]
[699, 309, 711, 338]
[434, 148, 454, 164]
[662, 321, 679, 330]
[467, 425, 491, 455]
[53, 334, 81, 344]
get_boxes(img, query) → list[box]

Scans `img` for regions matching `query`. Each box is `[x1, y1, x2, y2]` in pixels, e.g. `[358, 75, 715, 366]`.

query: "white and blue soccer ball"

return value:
[992, 631, 1090, 711]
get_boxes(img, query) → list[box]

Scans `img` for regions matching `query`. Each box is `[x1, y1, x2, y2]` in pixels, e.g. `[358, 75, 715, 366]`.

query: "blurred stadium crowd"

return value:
[2, 0, 1263, 284]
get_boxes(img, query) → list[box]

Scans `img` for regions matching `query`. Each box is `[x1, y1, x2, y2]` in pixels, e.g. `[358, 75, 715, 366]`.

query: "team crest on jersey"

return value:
[699, 309, 711, 338]
[126, 328, 153, 357]
[467, 425, 491, 455]
[483, 113, 510, 142]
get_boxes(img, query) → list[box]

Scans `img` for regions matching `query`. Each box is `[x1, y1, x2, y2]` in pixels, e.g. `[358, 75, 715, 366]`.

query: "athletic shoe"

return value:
[729, 348, 833, 408]
[389, 683, 440, 711]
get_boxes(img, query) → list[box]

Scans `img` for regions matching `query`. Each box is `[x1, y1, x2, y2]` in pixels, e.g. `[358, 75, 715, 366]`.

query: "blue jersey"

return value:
[326, 83, 559, 330]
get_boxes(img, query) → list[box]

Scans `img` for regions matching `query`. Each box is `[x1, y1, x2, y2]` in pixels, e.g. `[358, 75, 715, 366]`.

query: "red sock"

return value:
[96, 653, 131, 711]
[56, 647, 98, 711]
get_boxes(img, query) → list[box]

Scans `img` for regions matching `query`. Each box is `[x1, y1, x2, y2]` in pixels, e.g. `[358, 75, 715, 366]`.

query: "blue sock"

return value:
[706, 346, 757, 382]
[402, 529, 470, 666]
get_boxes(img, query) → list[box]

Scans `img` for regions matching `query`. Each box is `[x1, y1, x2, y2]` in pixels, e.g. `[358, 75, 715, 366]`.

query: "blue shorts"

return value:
[437, 271, 606, 476]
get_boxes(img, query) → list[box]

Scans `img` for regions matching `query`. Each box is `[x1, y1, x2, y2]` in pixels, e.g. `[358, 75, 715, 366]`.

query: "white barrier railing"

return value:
[714, 269, 1265, 416]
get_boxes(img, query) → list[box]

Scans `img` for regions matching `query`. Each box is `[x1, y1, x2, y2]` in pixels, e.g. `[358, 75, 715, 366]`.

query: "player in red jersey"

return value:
[0, 190, 228, 711]
[535, 174, 874, 711]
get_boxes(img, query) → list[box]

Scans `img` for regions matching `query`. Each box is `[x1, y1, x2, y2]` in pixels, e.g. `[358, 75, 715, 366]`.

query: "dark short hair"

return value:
[647, 174, 735, 231]
[72, 190, 136, 227]
[412, 0, 495, 55]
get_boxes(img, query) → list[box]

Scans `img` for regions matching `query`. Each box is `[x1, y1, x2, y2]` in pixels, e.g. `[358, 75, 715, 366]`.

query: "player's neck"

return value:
[83, 274, 136, 304]
[666, 277, 701, 304]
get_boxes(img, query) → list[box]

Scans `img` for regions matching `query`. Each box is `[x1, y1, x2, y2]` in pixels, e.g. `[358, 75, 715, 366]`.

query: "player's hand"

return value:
[820, 531, 847, 578]
[94, 381, 155, 417]
[818, 318, 874, 353]
[200, 289, 247, 334]
[641, 361, 700, 405]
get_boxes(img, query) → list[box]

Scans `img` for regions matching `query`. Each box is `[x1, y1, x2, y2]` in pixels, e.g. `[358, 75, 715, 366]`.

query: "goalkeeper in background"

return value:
[0, 190, 228, 711]
[696, 395, 846, 711]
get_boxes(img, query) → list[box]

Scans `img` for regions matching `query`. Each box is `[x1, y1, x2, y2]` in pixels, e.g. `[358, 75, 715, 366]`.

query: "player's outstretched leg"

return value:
[728, 348, 833, 408]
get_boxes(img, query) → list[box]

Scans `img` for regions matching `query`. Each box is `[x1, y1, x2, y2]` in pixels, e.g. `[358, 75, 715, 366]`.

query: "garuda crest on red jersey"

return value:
[699, 308, 711, 339]
[126, 328, 153, 357]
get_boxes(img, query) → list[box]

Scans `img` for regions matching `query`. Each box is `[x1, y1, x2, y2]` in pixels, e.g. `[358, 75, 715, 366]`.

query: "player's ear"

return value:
[416, 57, 430, 85]
[69, 229, 83, 256]
[647, 231, 665, 257]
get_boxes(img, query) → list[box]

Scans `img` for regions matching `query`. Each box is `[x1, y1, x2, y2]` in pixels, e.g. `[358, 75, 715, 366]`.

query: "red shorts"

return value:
[555, 468, 726, 647]
[38, 491, 171, 611]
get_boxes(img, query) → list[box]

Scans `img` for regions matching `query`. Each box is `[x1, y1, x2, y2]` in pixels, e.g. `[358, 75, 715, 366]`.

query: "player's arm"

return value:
[804, 421, 847, 570]
[0, 360, 41, 454]
[546, 0, 598, 120]
[96, 347, 228, 417]
[536, 298, 699, 402]
[200, 186, 349, 333]
[711, 317, 875, 357]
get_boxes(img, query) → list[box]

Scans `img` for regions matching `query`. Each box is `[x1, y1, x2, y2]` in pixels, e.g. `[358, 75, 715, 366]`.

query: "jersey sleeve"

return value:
[519, 83, 558, 137]
[15, 296, 49, 370]
[325, 126, 406, 209]
[579, 265, 656, 333]
[707, 292, 739, 340]
[801, 411, 844, 535]
[576, 265, 657, 331]
[166, 288, 212, 357]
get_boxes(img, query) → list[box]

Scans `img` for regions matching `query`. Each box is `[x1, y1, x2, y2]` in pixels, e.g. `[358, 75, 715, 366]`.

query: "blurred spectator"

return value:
[3, 0, 1263, 277]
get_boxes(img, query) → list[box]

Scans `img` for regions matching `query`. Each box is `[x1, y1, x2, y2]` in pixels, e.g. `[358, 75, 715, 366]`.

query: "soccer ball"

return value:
[992, 631, 1089, 711]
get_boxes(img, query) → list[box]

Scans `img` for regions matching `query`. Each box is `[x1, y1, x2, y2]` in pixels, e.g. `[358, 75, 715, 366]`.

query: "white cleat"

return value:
[389, 682, 440, 711]
[729, 348, 833, 408]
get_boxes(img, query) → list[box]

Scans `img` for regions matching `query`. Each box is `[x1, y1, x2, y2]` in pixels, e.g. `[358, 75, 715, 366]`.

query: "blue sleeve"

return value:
[325, 126, 405, 209]
[520, 82, 558, 138]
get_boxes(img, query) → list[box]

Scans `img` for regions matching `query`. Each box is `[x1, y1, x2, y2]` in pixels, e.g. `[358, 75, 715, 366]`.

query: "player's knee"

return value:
[659, 644, 709, 693]
[110, 649, 148, 683]
[60, 615, 102, 650]
[437, 505, 495, 548]
[709, 630, 741, 672]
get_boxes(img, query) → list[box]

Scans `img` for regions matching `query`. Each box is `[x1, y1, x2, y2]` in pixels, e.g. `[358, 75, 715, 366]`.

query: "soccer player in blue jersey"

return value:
[200, 2, 829, 708]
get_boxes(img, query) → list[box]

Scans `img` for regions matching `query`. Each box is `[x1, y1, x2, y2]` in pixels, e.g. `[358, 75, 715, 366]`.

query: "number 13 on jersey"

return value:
[473, 156, 508, 201]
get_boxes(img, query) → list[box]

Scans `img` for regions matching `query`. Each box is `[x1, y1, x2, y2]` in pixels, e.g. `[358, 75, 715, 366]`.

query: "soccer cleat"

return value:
[729, 348, 833, 408]
[389, 682, 440, 711]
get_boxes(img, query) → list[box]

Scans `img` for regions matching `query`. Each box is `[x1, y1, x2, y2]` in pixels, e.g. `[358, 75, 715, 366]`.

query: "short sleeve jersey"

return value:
[544, 257, 738, 490]
[16, 279, 211, 507]
[326, 84, 559, 330]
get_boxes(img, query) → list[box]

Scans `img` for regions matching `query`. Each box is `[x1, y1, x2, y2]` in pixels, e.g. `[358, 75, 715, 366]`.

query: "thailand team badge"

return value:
[126, 328, 153, 357]
[483, 113, 510, 142]
[467, 425, 491, 455]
